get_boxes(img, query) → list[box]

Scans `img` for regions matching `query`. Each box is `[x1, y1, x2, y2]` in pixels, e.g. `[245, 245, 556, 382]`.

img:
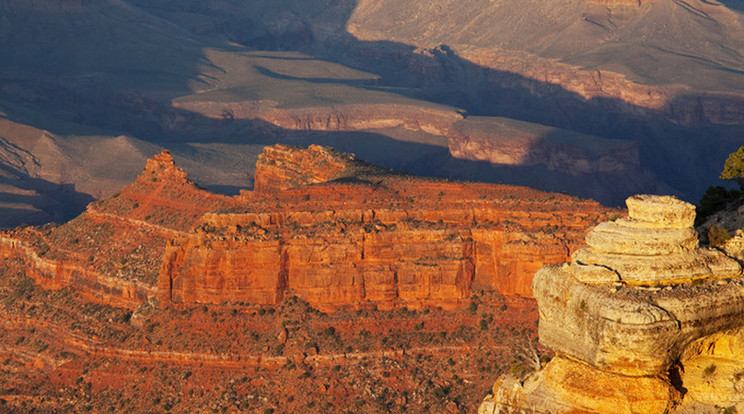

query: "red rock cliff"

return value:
[159, 145, 617, 310]
[0, 150, 234, 308]
[0, 145, 616, 310]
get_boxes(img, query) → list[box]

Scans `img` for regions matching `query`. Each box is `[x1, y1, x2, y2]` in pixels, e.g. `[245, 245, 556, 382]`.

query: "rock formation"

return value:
[480, 194, 744, 413]
[0, 145, 615, 310]
[449, 117, 640, 175]
[0, 149, 234, 308]
[159, 144, 615, 311]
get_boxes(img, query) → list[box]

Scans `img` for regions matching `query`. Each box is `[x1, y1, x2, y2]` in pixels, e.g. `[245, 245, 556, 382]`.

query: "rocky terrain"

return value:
[1, 145, 615, 312]
[481, 194, 744, 413]
[2, 0, 744, 226]
[0, 144, 617, 412]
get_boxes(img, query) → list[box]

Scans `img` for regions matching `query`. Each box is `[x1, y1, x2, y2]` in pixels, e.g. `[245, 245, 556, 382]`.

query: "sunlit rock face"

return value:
[0, 145, 615, 311]
[482, 194, 744, 414]
[159, 144, 615, 311]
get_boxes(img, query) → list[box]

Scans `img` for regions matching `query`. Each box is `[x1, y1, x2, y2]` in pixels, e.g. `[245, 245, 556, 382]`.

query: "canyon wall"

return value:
[0, 149, 234, 308]
[158, 144, 615, 310]
[1, 145, 615, 310]
[449, 117, 640, 175]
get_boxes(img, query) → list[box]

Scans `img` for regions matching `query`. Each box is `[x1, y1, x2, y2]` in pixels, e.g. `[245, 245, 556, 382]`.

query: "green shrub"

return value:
[698, 186, 741, 223]
[468, 302, 478, 314]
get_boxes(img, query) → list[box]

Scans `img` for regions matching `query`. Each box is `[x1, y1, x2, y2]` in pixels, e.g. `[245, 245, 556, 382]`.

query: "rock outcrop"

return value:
[159, 145, 614, 310]
[448, 117, 640, 175]
[481, 194, 744, 413]
[0, 150, 234, 308]
[253, 144, 364, 193]
[0, 145, 615, 310]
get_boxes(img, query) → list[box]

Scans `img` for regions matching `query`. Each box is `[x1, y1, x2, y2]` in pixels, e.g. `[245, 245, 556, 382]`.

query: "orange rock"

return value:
[2, 145, 616, 310]
[158, 145, 616, 310]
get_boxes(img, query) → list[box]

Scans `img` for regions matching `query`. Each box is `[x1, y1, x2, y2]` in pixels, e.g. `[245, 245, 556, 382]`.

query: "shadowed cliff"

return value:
[1, 0, 743, 227]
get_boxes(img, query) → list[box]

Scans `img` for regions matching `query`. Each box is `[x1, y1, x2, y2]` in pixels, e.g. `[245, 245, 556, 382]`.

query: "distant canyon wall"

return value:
[173, 99, 642, 177]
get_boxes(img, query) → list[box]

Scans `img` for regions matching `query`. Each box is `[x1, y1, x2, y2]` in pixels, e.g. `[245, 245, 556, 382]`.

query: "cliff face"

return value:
[253, 144, 361, 193]
[0, 150, 234, 308]
[481, 195, 744, 414]
[449, 117, 640, 175]
[346, 0, 744, 126]
[0, 145, 614, 310]
[174, 96, 641, 179]
[159, 145, 614, 310]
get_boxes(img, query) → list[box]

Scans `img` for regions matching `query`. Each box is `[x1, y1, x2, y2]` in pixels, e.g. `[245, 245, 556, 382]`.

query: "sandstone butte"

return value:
[0, 144, 615, 311]
[480, 194, 744, 414]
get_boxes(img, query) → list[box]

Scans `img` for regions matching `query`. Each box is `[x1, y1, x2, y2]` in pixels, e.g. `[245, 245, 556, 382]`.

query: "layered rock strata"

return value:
[1, 144, 614, 310]
[0, 150, 234, 308]
[159, 145, 614, 310]
[449, 117, 640, 175]
[482, 195, 744, 413]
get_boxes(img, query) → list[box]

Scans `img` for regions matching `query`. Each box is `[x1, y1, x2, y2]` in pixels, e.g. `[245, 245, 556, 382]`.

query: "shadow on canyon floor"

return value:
[2, 0, 742, 221]
[0, 174, 95, 229]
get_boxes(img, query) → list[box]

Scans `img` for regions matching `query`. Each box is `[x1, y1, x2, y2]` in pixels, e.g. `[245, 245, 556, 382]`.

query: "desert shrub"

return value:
[468, 302, 478, 314]
[479, 319, 489, 330]
[698, 186, 741, 223]
[708, 224, 732, 248]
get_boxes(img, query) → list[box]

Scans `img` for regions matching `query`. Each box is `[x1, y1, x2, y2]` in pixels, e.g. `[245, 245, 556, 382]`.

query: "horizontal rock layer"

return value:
[535, 263, 744, 376]
[572, 194, 739, 284]
[486, 194, 744, 413]
[0, 145, 615, 311]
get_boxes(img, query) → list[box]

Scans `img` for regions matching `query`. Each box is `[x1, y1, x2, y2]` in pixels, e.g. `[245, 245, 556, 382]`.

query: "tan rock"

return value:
[482, 356, 677, 414]
[571, 195, 740, 285]
[486, 193, 744, 413]
[625, 194, 696, 228]
[680, 329, 744, 407]
[542, 356, 678, 414]
[584, 221, 698, 255]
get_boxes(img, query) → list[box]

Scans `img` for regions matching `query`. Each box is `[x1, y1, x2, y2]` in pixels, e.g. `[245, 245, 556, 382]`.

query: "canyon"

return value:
[0, 144, 618, 413]
[2, 0, 744, 227]
[3, 1, 744, 412]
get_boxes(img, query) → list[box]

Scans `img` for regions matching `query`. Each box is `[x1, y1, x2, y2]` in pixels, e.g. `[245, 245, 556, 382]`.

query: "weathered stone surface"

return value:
[584, 221, 697, 255]
[678, 329, 744, 409]
[572, 195, 740, 284]
[448, 117, 641, 176]
[0, 145, 614, 310]
[481, 356, 677, 414]
[253, 144, 359, 193]
[535, 263, 744, 376]
[625, 194, 696, 228]
[485, 193, 744, 413]
[157, 145, 615, 310]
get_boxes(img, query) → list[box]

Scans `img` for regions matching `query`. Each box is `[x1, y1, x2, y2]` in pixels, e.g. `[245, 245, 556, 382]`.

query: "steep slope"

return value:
[0, 1, 660, 228]
[3, 0, 742, 227]
[347, 0, 744, 95]
[0, 144, 619, 411]
[0, 150, 234, 307]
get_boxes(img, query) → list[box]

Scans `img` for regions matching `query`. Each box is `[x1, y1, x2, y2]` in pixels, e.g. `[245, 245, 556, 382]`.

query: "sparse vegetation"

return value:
[721, 146, 744, 189]
[708, 224, 732, 248]
[0, 259, 537, 414]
